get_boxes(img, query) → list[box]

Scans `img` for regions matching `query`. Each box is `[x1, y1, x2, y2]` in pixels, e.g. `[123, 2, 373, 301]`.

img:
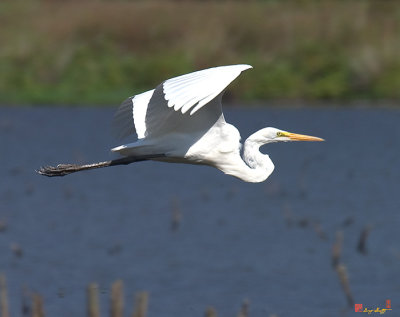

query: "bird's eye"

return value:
[276, 132, 283, 137]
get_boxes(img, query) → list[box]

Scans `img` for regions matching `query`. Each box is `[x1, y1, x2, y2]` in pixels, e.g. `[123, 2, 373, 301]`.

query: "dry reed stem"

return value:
[87, 283, 100, 317]
[111, 280, 123, 317]
[237, 299, 249, 317]
[0, 274, 9, 317]
[313, 221, 328, 240]
[132, 292, 148, 317]
[331, 231, 343, 269]
[331, 231, 354, 308]
[21, 287, 30, 317]
[32, 293, 45, 317]
[357, 225, 372, 255]
[10, 243, 23, 258]
[205, 307, 218, 317]
[335, 264, 354, 307]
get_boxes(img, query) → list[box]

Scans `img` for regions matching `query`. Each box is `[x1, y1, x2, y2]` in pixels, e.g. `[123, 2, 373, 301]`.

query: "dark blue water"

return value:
[1, 106, 399, 316]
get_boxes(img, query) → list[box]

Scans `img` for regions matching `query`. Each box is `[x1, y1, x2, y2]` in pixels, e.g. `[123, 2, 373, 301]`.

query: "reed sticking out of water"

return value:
[111, 280, 124, 317]
[0, 274, 9, 317]
[205, 307, 218, 317]
[331, 231, 343, 269]
[132, 292, 148, 317]
[357, 225, 372, 255]
[335, 264, 354, 307]
[32, 293, 44, 317]
[331, 231, 354, 308]
[237, 299, 249, 317]
[0, 276, 253, 317]
[312, 221, 328, 241]
[87, 283, 100, 317]
[21, 287, 30, 317]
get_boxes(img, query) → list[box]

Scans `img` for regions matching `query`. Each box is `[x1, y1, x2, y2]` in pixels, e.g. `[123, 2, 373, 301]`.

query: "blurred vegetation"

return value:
[0, 0, 399, 105]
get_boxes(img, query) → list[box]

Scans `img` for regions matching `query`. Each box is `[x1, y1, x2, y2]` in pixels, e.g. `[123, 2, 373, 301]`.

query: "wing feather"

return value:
[163, 64, 252, 115]
[112, 89, 154, 139]
[112, 97, 135, 139]
[112, 64, 252, 140]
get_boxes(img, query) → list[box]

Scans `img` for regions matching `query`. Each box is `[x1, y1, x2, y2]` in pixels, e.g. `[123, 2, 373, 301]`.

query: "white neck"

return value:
[219, 130, 275, 183]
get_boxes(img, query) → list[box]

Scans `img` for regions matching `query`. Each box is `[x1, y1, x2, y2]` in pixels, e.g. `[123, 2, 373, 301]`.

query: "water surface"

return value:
[0, 106, 399, 316]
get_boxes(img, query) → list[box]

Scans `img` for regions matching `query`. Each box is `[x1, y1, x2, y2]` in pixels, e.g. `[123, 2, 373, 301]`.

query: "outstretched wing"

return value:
[113, 89, 154, 139]
[163, 64, 252, 115]
[112, 64, 252, 139]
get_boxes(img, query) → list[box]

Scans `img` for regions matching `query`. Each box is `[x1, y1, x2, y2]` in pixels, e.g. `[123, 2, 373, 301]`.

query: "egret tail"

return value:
[37, 154, 165, 177]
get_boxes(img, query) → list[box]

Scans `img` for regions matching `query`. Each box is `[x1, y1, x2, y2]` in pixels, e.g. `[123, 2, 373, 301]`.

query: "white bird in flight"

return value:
[38, 64, 323, 182]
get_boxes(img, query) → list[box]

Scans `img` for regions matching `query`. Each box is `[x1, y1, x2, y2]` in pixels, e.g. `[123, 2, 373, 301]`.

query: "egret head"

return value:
[256, 127, 324, 144]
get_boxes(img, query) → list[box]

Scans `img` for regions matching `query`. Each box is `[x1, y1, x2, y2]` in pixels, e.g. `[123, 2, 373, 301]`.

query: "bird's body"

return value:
[38, 64, 323, 182]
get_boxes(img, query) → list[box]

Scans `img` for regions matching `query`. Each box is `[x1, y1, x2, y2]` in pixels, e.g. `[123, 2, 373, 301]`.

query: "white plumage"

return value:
[38, 64, 323, 182]
[111, 64, 323, 182]
[163, 64, 252, 115]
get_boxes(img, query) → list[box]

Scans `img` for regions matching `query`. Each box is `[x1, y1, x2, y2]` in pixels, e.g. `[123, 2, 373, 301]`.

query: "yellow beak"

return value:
[283, 132, 324, 142]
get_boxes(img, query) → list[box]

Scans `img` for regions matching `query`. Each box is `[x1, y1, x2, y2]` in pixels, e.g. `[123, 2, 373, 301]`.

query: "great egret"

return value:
[38, 64, 323, 182]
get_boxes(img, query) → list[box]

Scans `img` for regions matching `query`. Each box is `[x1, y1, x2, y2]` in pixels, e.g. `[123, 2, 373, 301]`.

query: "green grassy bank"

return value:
[1, 0, 399, 105]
